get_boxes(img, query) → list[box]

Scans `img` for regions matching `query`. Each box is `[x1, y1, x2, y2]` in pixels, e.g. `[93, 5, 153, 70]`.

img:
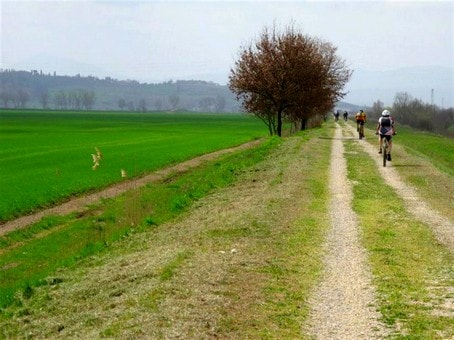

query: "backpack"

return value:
[381, 117, 391, 127]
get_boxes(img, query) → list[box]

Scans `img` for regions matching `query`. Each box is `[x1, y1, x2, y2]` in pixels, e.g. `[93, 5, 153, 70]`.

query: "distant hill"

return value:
[343, 66, 453, 108]
[335, 101, 363, 113]
[0, 70, 241, 112]
[4, 67, 449, 113]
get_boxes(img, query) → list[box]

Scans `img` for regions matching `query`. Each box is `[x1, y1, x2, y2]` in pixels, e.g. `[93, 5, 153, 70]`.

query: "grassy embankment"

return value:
[0, 110, 266, 222]
[1, 124, 333, 337]
[384, 126, 454, 220]
[395, 126, 454, 177]
[0, 110, 264, 308]
[0, 137, 276, 307]
[343, 122, 453, 338]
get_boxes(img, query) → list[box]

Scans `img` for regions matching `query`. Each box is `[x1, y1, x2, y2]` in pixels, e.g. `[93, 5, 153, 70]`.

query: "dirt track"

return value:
[346, 124, 454, 253]
[0, 140, 261, 237]
[307, 122, 453, 338]
[306, 123, 389, 338]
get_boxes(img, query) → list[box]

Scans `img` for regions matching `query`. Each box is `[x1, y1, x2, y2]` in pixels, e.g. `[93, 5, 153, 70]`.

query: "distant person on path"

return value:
[375, 109, 396, 161]
[334, 110, 340, 121]
[343, 110, 348, 121]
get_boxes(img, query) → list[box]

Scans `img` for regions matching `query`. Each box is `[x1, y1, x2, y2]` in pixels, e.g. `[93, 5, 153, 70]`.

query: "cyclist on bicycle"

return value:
[355, 109, 367, 132]
[376, 109, 396, 161]
[343, 110, 348, 121]
[355, 109, 367, 139]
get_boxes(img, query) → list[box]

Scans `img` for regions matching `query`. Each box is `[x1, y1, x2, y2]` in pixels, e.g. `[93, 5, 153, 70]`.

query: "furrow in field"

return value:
[0, 140, 261, 237]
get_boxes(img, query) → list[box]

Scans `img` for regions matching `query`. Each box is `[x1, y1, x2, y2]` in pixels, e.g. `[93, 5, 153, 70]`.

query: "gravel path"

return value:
[346, 124, 454, 253]
[307, 123, 389, 339]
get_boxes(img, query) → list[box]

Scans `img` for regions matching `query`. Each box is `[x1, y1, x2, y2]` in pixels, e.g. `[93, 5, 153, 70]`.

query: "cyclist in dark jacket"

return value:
[376, 109, 396, 161]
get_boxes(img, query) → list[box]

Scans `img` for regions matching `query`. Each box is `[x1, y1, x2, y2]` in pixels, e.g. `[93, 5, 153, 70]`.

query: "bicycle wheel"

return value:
[382, 141, 388, 167]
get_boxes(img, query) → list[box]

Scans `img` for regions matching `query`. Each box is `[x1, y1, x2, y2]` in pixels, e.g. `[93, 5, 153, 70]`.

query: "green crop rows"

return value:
[0, 110, 266, 222]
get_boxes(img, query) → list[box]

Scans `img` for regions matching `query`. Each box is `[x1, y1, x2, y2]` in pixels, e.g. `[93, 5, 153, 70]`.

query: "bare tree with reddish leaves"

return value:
[229, 25, 352, 136]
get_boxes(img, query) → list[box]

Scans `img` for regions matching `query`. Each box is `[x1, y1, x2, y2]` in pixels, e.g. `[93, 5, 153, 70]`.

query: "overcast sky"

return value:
[1, 0, 453, 85]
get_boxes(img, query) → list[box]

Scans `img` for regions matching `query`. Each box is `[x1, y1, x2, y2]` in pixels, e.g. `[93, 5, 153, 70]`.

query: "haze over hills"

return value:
[1, 65, 452, 112]
[160, 65, 454, 109]
[342, 66, 454, 108]
[193, 66, 453, 109]
[0, 70, 240, 112]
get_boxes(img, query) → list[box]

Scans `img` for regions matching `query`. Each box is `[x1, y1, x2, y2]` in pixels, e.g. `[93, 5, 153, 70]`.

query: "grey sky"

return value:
[1, 0, 453, 86]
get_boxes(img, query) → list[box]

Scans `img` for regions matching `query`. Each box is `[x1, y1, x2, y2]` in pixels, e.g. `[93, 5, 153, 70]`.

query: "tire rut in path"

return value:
[0, 140, 262, 237]
[306, 123, 389, 339]
[347, 124, 454, 253]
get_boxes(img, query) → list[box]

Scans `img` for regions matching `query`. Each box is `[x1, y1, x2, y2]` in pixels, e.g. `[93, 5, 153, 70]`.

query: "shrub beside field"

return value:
[0, 110, 267, 222]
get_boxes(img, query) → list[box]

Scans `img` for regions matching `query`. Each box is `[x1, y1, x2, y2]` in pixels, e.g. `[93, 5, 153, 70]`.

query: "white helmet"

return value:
[382, 109, 390, 117]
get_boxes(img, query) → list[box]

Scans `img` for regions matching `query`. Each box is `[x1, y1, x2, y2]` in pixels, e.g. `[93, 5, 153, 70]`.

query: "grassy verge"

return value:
[222, 125, 333, 337]
[0, 137, 279, 310]
[0, 124, 334, 338]
[344, 138, 454, 338]
[394, 126, 454, 177]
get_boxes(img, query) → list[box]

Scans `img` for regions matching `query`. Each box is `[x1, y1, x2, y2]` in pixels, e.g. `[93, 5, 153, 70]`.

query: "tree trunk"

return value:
[267, 119, 273, 136]
[277, 110, 283, 137]
[300, 118, 308, 131]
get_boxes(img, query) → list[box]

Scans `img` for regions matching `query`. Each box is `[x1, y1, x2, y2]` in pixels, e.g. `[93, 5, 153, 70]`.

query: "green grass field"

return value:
[395, 125, 454, 176]
[0, 136, 280, 309]
[0, 119, 452, 337]
[0, 110, 266, 222]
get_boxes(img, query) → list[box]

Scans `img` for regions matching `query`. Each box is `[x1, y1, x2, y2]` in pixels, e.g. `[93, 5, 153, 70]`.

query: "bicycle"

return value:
[358, 122, 365, 139]
[381, 137, 389, 167]
[376, 132, 395, 167]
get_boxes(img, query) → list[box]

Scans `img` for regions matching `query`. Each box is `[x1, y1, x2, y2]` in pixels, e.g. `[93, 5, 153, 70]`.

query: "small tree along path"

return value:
[0, 140, 262, 237]
[307, 123, 389, 338]
[347, 124, 454, 253]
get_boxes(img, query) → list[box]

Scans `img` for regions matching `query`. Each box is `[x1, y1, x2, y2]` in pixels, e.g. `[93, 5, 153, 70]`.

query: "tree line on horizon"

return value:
[0, 69, 240, 113]
[1, 46, 452, 137]
[369, 93, 454, 137]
